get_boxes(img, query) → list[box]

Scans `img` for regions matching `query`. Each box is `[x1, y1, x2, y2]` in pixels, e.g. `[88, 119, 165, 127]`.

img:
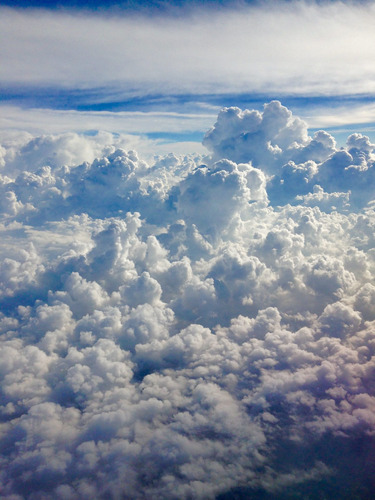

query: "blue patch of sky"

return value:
[2, 84, 375, 112]
[0, 0, 262, 11]
[0, 88, 201, 113]
[1, 0, 345, 14]
[2, 0, 370, 11]
[81, 129, 204, 143]
[145, 131, 205, 143]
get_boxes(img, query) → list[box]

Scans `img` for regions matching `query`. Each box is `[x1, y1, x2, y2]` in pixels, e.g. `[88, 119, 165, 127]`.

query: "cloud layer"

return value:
[2, 2, 375, 96]
[1, 101, 375, 499]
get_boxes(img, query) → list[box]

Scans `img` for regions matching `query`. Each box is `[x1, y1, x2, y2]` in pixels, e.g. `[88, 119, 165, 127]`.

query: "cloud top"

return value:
[1, 101, 375, 499]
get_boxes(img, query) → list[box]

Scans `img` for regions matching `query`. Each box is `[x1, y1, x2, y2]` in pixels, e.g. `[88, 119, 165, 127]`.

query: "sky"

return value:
[1, 1, 375, 500]
[1, 0, 375, 156]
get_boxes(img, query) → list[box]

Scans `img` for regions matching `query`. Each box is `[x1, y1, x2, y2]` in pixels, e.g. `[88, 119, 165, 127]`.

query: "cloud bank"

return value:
[2, 1, 375, 97]
[1, 101, 375, 499]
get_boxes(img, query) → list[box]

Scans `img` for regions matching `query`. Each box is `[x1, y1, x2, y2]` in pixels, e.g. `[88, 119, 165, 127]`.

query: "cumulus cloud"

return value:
[1, 101, 375, 499]
[0, 106, 212, 161]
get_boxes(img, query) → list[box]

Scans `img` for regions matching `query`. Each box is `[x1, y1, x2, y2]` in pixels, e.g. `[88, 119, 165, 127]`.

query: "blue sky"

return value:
[1, 0, 375, 153]
[0, 0, 266, 9]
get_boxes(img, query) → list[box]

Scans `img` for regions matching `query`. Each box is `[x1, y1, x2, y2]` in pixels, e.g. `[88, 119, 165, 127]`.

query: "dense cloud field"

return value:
[1, 101, 375, 499]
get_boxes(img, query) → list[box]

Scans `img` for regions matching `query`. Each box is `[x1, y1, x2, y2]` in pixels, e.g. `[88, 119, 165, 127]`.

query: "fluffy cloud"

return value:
[203, 101, 309, 173]
[177, 159, 267, 239]
[1, 102, 375, 499]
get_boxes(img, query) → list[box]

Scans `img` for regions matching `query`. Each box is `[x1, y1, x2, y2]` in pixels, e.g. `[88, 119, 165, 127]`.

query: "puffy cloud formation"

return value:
[205, 101, 375, 211]
[1, 102, 375, 499]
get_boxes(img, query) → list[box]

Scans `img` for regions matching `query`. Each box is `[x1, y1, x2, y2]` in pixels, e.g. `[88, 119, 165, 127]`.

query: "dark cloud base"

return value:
[1, 101, 375, 499]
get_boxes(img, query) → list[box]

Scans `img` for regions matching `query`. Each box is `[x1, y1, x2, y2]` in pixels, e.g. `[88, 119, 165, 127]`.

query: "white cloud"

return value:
[203, 101, 310, 172]
[1, 101, 375, 499]
[1, 2, 375, 96]
[0, 106, 211, 161]
[299, 101, 375, 129]
[0, 106, 215, 137]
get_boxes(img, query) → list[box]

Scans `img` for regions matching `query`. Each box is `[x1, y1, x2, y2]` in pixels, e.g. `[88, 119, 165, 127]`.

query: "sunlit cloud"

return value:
[1, 101, 375, 499]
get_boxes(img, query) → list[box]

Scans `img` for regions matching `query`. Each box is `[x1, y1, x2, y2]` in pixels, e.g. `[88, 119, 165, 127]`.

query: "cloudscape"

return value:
[1, 1, 375, 499]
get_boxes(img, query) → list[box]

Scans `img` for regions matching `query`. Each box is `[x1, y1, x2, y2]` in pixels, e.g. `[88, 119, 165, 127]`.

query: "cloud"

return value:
[203, 101, 310, 172]
[2, 0, 375, 170]
[0, 106, 212, 161]
[2, 2, 375, 97]
[177, 159, 268, 239]
[1, 101, 375, 499]
[0, 106, 215, 140]
[204, 100, 375, 210]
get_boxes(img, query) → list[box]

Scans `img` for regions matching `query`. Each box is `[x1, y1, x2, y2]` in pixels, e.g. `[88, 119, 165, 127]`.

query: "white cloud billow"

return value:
[0, 101, 375, 499]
